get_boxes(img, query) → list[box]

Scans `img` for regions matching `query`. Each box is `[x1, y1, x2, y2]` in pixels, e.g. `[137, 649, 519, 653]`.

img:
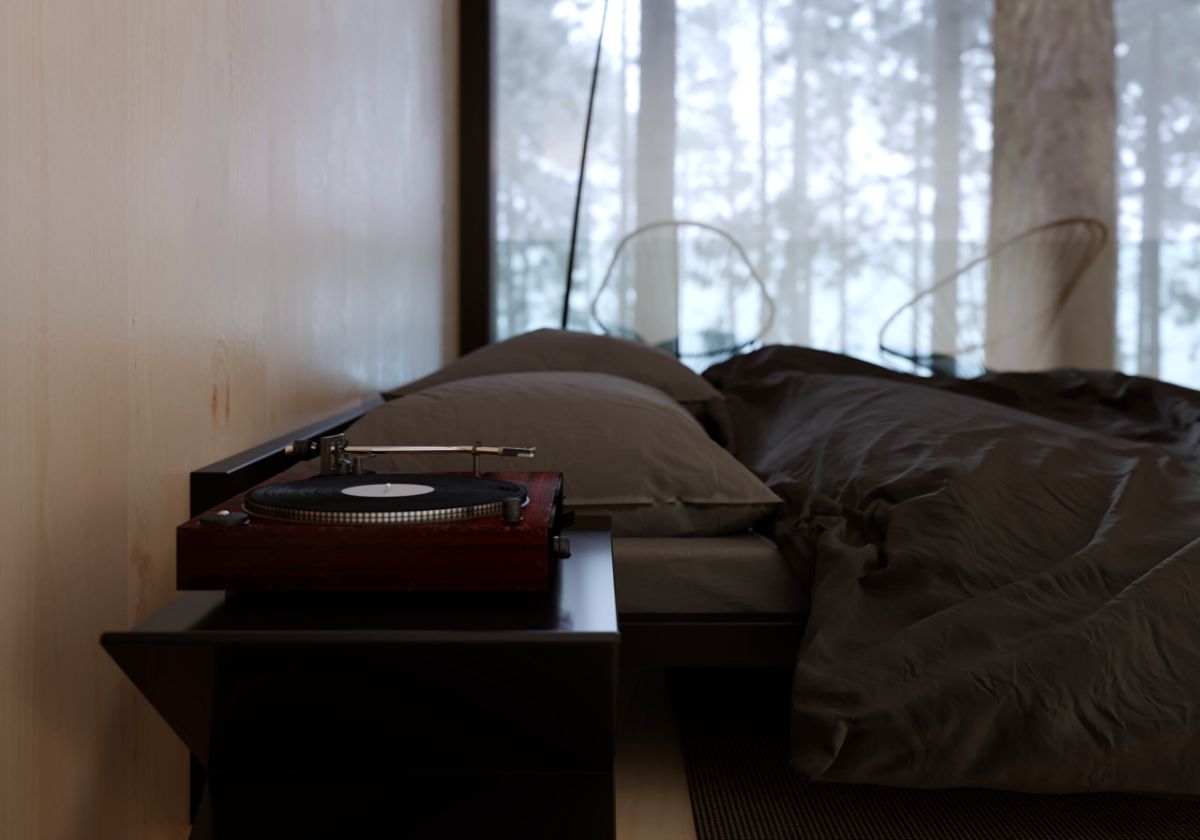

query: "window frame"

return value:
[458, 1, 496, 354]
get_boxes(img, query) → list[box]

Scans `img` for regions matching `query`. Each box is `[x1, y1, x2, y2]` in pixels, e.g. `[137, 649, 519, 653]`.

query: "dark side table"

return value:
[102, 526, 618, 839]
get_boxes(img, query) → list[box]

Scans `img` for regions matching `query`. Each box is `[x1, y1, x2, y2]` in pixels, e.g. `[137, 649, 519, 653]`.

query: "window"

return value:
[494, 0, 1200, 386]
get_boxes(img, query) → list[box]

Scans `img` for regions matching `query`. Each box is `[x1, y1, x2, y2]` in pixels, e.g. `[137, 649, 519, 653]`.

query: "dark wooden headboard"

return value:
[188, 396, 382, 517]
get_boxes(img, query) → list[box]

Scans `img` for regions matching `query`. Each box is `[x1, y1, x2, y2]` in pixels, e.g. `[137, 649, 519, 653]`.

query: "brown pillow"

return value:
[351, 371, 779, 537]
[382, 329, 722, 405]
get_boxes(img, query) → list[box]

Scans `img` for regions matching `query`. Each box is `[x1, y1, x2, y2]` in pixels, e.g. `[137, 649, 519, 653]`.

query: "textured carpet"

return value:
[671, 669, 1200, 840]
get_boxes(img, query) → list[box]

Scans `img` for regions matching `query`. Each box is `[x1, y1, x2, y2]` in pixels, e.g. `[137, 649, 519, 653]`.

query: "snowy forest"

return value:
[494, 0, 1200, 387]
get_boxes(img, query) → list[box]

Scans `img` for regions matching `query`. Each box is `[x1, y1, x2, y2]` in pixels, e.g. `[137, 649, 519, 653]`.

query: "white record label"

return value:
[340, 482, 436, 499]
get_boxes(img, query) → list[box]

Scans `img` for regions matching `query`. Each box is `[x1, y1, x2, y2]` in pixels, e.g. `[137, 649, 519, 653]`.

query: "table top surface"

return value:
[104, 527, 618, 645]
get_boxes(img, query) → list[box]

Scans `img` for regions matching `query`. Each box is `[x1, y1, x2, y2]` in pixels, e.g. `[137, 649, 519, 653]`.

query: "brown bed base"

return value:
[188, 396, 807, 670]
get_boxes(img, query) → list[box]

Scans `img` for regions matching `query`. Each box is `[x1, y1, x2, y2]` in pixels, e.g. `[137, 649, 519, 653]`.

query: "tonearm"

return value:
[285, 433, 536, 477]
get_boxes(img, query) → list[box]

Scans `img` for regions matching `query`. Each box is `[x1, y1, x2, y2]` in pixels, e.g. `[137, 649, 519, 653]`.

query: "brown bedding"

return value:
[704, 346, 1200, 794]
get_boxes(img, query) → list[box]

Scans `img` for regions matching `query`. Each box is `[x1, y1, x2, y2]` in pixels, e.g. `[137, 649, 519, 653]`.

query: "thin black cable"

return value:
[561, 0, 611, 329]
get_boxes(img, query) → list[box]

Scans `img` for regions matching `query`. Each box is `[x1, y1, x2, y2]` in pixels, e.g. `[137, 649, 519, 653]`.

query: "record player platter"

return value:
[244, 474, 529, 525]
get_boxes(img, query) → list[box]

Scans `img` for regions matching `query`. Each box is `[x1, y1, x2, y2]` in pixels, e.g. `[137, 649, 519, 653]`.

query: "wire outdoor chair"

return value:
[588, 220, 776, 361]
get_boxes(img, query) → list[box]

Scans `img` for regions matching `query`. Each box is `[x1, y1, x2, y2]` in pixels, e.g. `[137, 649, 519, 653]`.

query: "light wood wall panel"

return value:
[0, 2, 457, 837]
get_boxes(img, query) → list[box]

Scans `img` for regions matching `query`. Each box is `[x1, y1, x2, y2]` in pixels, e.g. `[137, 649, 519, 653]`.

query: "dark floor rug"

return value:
[670, 669, 1200, 840]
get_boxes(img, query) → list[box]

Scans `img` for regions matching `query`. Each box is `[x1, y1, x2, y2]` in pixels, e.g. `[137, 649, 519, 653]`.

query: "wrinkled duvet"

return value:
[704, 346, 1200, 794]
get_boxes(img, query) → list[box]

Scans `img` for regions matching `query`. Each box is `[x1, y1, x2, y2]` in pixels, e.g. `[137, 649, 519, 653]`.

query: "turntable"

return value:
[176, 434, 571, 592]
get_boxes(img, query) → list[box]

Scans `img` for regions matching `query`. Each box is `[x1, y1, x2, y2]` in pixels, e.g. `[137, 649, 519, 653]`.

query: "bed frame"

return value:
[189, 397, 807, 670]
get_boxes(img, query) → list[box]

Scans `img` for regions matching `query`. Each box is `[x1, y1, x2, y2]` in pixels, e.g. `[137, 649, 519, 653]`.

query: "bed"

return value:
[191, 329, 1200, 796]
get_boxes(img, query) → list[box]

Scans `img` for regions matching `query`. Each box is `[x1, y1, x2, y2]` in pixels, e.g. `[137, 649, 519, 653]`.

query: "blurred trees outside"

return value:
[495, 0, 1200, 386]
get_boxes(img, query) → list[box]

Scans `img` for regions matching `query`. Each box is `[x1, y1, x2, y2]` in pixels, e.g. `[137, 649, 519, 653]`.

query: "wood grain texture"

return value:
[0, 2, 456, 837]
[616, 670, 698, 840]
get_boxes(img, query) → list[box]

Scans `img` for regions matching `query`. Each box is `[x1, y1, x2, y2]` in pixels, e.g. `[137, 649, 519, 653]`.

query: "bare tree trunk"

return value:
[726, 105, 739, 342]
[618, 0, 631, 328]
[1139, 8, 1163, 377]
[910, 15, 930, 368]
[931, 0, 961, 371]
[910, 115, 925, 367]
[836, 70, 849, 353]
[503, 149, 521, 336]
[987, 0, 1117, 371]
[757, 0, 770, 344]
[721, 34, 740, 345]
[785, 0, 811, 344]
[758, 0, 769, 228]
[635, 0, 677, 345]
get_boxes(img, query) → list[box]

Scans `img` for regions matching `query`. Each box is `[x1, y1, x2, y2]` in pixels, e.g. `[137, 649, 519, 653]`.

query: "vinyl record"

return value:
[245, 474, 527, 525]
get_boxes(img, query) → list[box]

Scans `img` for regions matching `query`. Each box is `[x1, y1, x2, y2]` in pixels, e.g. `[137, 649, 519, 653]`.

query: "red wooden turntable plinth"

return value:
[176, 471, 564, 592]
